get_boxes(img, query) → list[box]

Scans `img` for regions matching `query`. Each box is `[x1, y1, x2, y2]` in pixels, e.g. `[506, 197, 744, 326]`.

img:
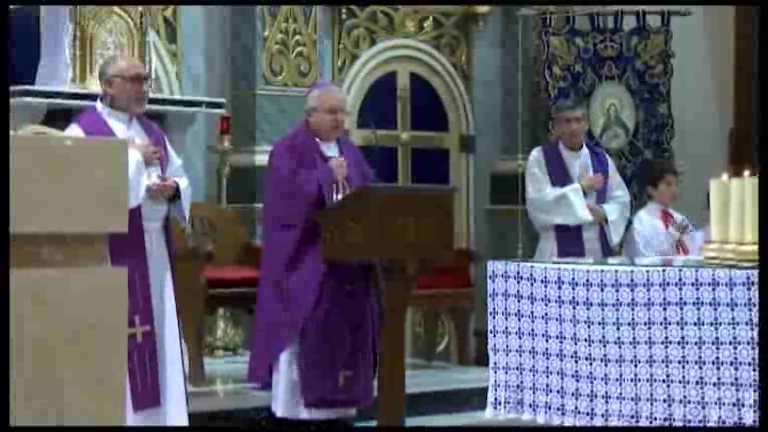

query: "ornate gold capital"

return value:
[71, 6, 147, 90]
[466, 5, 492, 31]
[261, 6, 319, 87]
[333, 6, 471, 82]
[71, 6, 179, 94]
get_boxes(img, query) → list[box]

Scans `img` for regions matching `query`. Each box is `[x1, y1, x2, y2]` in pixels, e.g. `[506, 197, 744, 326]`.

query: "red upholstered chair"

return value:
[170, 203, 260, 385]
[409, 248, 475, 365]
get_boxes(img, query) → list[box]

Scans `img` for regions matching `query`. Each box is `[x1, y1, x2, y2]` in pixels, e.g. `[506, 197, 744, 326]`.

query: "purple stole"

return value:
[75, 106, 172, 411]
[540, 142, 613, 258]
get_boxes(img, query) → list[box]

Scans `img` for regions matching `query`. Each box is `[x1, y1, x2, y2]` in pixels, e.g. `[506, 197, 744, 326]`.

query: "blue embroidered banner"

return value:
[540, 12, 676, 208]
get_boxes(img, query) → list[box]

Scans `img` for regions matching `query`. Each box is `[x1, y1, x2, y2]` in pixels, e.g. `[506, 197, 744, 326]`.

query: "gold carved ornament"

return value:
[71, 6, 179, 93]
[146, 6, 179, 66]
[261, 6, 319, 87]
[333, 6, 471, 82]
[71, 6, 147, 90]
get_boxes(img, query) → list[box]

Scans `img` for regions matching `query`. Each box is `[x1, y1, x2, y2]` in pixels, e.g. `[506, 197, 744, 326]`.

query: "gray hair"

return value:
[305, 85, 347, 113]
[552, 98, 587, 118]
[98, 55, 127, 87]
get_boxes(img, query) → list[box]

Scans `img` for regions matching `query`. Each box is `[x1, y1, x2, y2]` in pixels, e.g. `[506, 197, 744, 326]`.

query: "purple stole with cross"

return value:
[540, 142, 613, 258]
[75, 106, 172, 411]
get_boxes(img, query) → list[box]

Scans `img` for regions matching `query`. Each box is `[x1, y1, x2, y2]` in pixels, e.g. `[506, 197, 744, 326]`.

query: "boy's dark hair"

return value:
[642, 159, 679, 190]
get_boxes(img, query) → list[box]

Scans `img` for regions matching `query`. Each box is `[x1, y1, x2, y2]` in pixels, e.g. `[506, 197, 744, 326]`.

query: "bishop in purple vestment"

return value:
[64, 55, 190, 426]
[525, 99, 631, 260]
[247, 82, 379, 426]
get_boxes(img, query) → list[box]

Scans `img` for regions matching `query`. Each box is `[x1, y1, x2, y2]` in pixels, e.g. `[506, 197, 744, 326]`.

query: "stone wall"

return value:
[178, 6, 231, 202]
[670, 6, 734, 226]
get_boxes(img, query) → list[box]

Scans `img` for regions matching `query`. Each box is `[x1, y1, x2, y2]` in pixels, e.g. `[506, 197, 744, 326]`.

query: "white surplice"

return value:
[623, 201, 706, 258]
[270, 138, 357, 420]
[65, 100, 191, 426]
[525, 141, 631, 260]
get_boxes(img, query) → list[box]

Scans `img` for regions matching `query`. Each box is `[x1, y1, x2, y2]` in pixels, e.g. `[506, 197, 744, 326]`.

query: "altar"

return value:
[485, 259, 758, 427]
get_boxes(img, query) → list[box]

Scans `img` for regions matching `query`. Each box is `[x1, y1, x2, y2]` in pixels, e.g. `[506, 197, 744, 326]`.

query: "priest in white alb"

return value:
[525, 99, 631, 260]
[64, 55, 190, 426]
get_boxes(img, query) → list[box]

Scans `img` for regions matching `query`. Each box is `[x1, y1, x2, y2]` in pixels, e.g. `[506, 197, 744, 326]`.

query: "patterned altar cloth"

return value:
[485, 260, 759, 426]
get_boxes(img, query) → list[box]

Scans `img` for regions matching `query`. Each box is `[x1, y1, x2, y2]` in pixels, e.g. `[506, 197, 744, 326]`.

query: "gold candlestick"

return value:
[703, 241, 758, 264]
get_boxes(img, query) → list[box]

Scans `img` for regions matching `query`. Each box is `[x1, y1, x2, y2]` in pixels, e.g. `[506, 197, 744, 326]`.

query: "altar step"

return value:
[188, 355, 488, 426]
[356, 411, 541, 427]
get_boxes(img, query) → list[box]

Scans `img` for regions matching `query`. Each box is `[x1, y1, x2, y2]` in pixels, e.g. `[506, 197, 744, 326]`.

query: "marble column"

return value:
[469, 7, 505, 366]
[470, 6, 539, 365]
[178, 6, 231, 202]
[317, 6, 335, 81]
[229, 6, 258, 151]
[226, 6, 261, 206]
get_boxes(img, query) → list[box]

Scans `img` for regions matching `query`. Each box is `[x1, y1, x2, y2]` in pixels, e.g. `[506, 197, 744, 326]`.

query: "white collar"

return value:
[644, 201, 668, 213]
[558, 139, 586, 155]
[96, 99, 133, 126]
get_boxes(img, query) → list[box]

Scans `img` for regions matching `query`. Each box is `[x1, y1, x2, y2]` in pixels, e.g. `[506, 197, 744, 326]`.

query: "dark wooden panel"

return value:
[489, 173, 524, 206]
[318, 185, 455, 262]
[729, 6, 759, 173]
[226, 166, 266, 205]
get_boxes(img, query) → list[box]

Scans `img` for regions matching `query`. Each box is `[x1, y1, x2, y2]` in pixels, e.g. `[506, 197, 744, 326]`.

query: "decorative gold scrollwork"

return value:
[636, 33, 667, 66]
[72, 6, 180, 94]
[72, 6, 146, 90]
[261, 6, 319, 87]
[334, 6, 471, 82]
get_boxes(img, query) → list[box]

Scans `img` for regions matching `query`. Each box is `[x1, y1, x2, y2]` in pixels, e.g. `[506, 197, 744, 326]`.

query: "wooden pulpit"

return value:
[10, 133, 129, 425]
[317, 184, 455, 426]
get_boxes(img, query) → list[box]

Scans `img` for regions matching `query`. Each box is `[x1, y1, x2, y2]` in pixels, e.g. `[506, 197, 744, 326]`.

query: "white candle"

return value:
[709, 173, 730, 243]
[727, 174, 745, 243]
[743, 172, 759, 243]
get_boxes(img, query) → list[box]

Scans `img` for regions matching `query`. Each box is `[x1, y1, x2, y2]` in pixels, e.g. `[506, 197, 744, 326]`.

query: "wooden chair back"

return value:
[169, 214, 200, 261]
[188, 203, 251, 265]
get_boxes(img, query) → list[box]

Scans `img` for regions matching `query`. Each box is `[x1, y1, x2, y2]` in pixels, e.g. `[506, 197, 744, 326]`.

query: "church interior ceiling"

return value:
[260, 6, 319, 88]
[333, 6, 472, 83]
[72, 6, 180, 95]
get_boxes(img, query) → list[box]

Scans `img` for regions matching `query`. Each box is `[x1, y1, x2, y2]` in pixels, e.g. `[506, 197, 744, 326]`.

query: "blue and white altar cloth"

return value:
[485, 260, 759, 426]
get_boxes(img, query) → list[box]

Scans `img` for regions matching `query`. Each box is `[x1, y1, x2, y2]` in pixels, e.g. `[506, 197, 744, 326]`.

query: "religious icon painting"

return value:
[588, 81, 637, 152]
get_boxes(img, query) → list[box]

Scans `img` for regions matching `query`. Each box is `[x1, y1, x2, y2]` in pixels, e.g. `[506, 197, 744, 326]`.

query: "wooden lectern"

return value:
[10, 133, 129, 425]
[317, 184, 455, 426]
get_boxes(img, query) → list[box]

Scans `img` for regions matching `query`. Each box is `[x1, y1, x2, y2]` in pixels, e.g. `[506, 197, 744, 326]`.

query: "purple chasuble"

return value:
[75, 106, 173, 411]
[247, 121, 380, 409]
[540, 142, 613, 258]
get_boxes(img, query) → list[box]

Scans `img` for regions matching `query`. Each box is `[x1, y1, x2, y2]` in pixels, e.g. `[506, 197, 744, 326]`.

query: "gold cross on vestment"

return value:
[338, 370, 354, 388]
[128, 315, 151, 343]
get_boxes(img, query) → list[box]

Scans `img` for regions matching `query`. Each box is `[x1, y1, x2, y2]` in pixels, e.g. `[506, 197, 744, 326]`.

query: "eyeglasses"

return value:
[110, 74, 151, 86]
[313, 108, 348, 117]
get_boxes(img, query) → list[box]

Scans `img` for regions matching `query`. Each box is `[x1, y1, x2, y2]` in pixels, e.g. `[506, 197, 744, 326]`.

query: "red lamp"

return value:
[218, 113, 231, 147]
